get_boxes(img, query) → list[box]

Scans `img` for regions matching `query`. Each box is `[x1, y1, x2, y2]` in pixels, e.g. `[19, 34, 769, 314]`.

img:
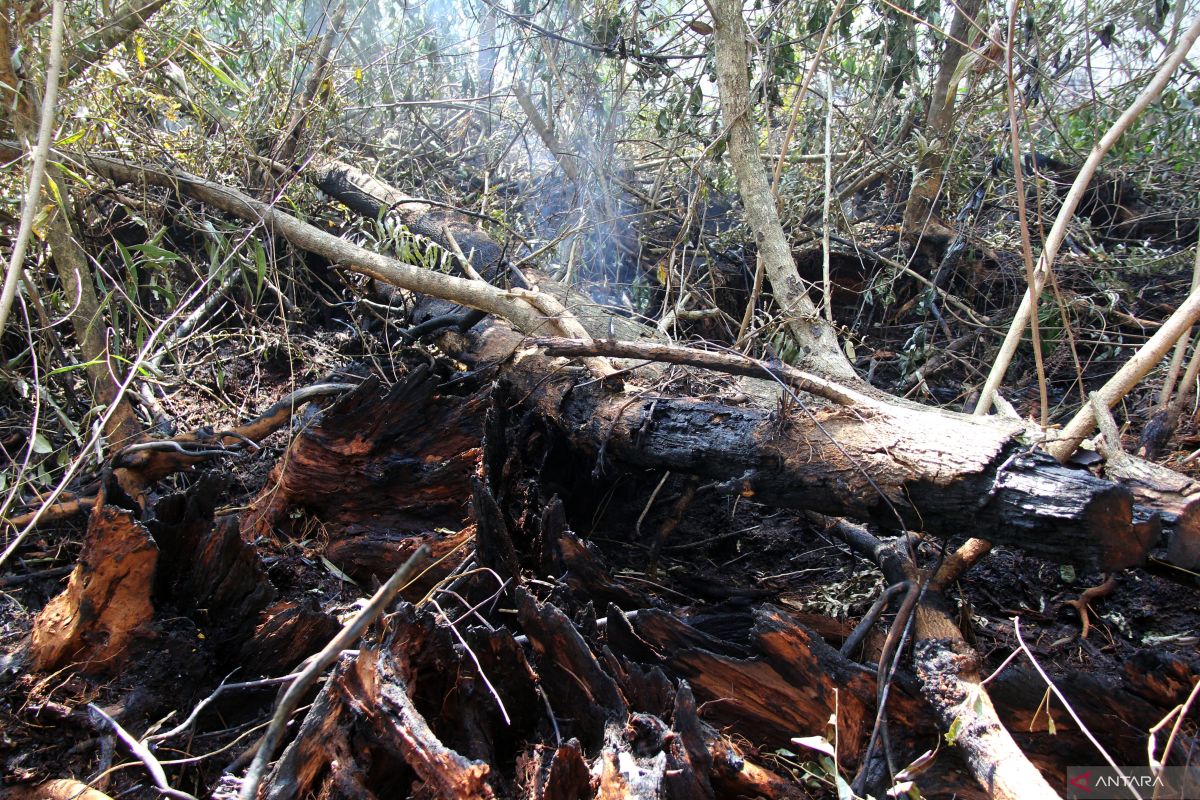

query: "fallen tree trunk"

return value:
[477, 330, 1151, 571]
[39, 147, 1167, 570]
[293, 148, 1189, 575]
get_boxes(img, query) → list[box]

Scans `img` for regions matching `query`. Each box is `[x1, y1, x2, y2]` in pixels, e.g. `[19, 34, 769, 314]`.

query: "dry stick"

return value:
[1062, 572, 1117, 640]
[735, 0, 845, 348]
[1046, 285, 1200, 461]
[0, 565, 72, 587]
[88, 704, 199, 800]
[237, 544, 431, 800]
[144, 671, 305, 744]
[769, 0, 846, 195]
[734, 252, 764, 348]
[839, 581, 911, 659]
[1162, 229, 1200, 407]
[1013, 617, 1142, 800]
[1148, 675, 1200, 779]
[1170, 329, 1200, 422]
[824, 523, 1055, 799]
[512, 82, 579, 182]
[534, 335, 870, 407]
[1157, 279, 1200, 407]
[859, 579, 921, 788]
[275, 0, 346, 168]
[932, 535, 993, 589]
[1004, 0, 1047, 426]
[0, 0, 64, 336]
[1029, 153, 1088, 410]
[821, 69, 834, 324]
[25, 150, 611, 374]
[709, 0, 852, 380]
[975, 12, 1200, 416]
[65, 0, 170, 81]
[427, 597, 510, 724]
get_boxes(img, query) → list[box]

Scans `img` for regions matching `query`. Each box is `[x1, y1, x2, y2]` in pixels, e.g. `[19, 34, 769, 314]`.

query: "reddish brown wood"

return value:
[709, 737, 809, 800]
[241, 369, 485, 543]
[1100, 449, 1200, 570]
[517, 740, 591, 800]
[0, 780, 115, 800]
[539, 741, 591, 800]
[264, 650, 497, 800]
[515, 587, 628, 750]
[322, 527, 473, 597]
[239, 600, 342, 675]
[30, 503, 157, 673]
[1122, 649, 1199, 709]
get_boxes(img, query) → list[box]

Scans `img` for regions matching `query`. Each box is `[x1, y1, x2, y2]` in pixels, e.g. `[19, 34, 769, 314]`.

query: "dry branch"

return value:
[709, 0, 855, 380]
[534, 336, 866, 406]
[238, 545, 432, 800]
[976, 13, 1200, 414]
[4, 146, 609, 367]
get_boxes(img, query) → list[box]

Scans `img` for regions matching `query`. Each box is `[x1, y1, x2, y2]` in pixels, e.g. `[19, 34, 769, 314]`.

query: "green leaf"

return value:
[46, 358, 107, 377]
[187, 47, 249, 94]
[55, 128, 88, 147]
[945, 715, 963, 746]
[131, 243, 182, 263]
[321, 556, 359, 586]
[251, 239, 267, 299]
[946, 51, 979, 104]
[32, 433, 54, 454]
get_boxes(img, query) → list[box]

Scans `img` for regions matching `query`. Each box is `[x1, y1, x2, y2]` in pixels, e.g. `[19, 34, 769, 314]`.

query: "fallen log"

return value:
[39, 146, 1189, 570]
[481, 330, 1150, 571]
[294, 150, 1182, 575]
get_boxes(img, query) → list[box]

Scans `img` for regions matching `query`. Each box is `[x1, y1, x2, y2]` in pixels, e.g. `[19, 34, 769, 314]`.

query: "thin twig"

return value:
[1012, 616, 1142, 800]
[0, 0, 65, 336]
[535, 336, 870, 407]
[1147, 676, 1200, 779]
[237, 544, 431, 800]
[145, 671, 305, 744]
[821, 69, 835, 324]
[1004, 0, 1047, 425]
[88, 704, 199, 800]
[427, 597, 511, 725]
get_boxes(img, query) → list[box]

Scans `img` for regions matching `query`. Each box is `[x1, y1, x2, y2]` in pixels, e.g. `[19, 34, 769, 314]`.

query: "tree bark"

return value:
[708, 0, 855, 380]
[491, 330, 1151, 571]
[901, 0, 984, 246]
